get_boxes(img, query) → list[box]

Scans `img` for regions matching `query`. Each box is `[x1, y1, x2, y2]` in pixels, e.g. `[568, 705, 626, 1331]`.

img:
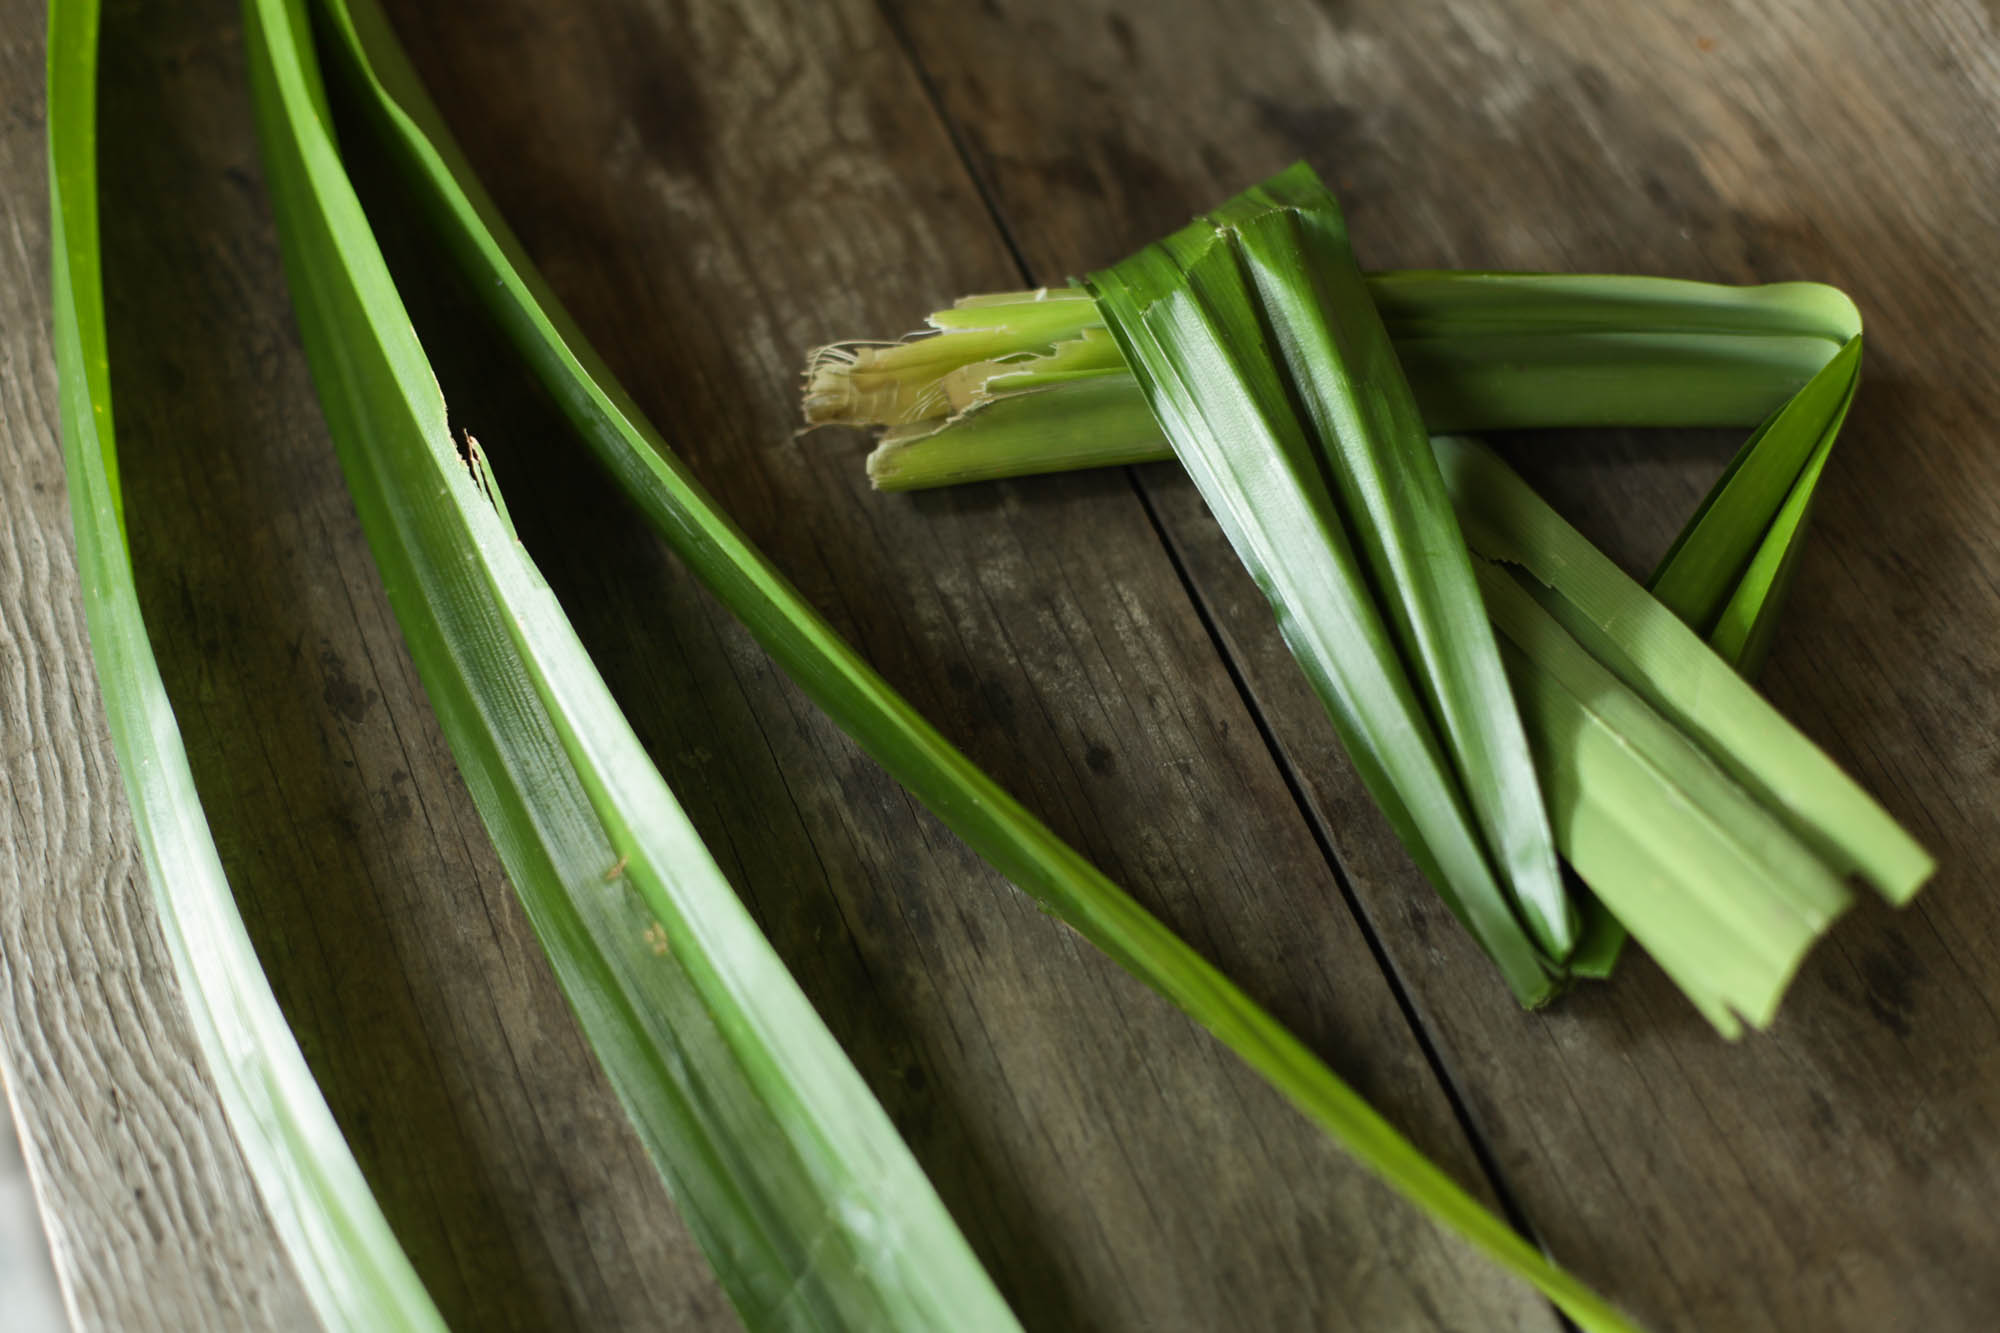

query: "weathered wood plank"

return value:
[882, 0, 2000, 1328]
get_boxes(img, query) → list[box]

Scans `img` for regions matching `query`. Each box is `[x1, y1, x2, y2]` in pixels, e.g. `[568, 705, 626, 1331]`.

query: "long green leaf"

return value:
[1438, 435, 1932, 906]
[820, 270, 1865, 682]
[1088, 166, 1568, 1002]
[821, 269, 1864, 690]
[47, 0, 443, 1327]
[1477, 559, 1847, 1037]
[1218, 174, 1573, 966]
[304, 6, 1639, 1328]
[804, 162, 1936, 1025]
[241, 0, 1018, 1327]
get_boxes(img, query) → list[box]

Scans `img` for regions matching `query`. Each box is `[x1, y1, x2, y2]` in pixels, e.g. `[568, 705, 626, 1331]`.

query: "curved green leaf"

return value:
[242, 0, 1017, 1326]
[48, 0, 443, 1327]
[1096, 184, 1560, 996]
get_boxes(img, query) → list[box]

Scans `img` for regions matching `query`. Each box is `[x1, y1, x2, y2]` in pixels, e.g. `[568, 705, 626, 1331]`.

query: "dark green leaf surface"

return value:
[245, 0, 1017, 1326]
[1212, 172, 1573, 965]
[820, 218, 1890, 1005]
[1087, 165, 1567, 1003]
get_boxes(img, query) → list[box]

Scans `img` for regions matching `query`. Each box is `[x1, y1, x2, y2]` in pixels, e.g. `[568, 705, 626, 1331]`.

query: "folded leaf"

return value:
[1651, 339, 1863, 670]
[812, 274, 1854, 489]
[818, 243, 1882, 992]
[1088, 165, 1568, 1001]
[1478, 557, 1848, 1036]
[1437, 434, 1932, 907]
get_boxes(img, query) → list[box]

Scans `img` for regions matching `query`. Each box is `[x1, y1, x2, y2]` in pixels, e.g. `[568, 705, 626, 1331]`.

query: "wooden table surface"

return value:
[5, 0, 2000, 1328]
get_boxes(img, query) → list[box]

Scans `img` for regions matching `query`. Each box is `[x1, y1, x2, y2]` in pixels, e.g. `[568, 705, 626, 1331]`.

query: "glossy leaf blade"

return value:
[1437, 435, 1933, 906]
[1213, 169, 1572, 962]
[47, 0, 444, 1327]
[1087, 170, 1563, 1002]
[1651, 338, 1863, 637]
[810, 170, 1932, 1028]
[243, 0, 1017, 1326]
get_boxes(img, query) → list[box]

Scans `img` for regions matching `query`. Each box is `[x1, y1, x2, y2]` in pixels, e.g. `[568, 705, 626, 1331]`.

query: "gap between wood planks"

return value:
[866, 0, 1568, 1307]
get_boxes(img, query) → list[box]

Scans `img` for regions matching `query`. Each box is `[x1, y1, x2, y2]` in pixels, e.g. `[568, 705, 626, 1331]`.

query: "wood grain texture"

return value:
[881, 0, 2000, 1328]
[6, 0, 1999, 1328]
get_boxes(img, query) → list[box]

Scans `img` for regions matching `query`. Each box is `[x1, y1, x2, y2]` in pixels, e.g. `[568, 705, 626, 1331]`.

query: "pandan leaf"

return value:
[48, 0, 443, 1326]
[803, 164, 1928, 1041]
[1086, 165, 1570, 1003]
[1437, 434, 1931, 908]
[815, 265, 1864, 690]
[1650, 338, 1863, 669]
[1476, 563, 1840, 1037]
[810, 273, 1853, 488]
[1438, 434, 1930, 1030]
[243, 0, 1017, 1326]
